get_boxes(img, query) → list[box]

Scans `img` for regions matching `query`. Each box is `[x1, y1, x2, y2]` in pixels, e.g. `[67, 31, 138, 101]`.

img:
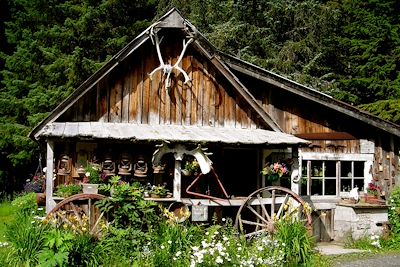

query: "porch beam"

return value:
[46, 140, 56, 213]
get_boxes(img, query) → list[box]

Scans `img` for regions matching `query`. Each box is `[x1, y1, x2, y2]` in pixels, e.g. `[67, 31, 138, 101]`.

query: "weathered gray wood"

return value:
[78, 122, 92, 137]
[173, 159, 181, 200]
[63, 123, 79, 137]
[46, 141, 56, 214]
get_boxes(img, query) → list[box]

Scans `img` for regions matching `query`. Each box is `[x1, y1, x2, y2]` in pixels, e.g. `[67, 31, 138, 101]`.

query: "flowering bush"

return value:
[261, 162, 289, 182]
[367, 182, 381, 196]
[24, 175, 45, 193]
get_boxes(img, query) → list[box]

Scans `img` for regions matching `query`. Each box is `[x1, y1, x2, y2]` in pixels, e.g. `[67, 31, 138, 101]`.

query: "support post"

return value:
[46, 140, 56, 213]
[291, 146, 300, 195]
[173, 158, 182, 200]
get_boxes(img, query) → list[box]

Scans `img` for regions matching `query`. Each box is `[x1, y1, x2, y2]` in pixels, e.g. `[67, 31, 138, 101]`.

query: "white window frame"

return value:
[298, 152, 373, 197]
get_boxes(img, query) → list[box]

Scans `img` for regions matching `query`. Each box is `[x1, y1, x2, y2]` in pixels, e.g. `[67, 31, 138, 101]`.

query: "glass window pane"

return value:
[300, 179, 308, 195]
[354, 179, 365, 191]
[325, 179, 337, 195]
[340, 179, 352, 192]
[302, 160, 308, 177]
[340, 161, 352, 177]
[354, 162, 364, 177]
[325, 161, 336, 177]
[311, 179, 323, 195]
[311, 161, 323, 177]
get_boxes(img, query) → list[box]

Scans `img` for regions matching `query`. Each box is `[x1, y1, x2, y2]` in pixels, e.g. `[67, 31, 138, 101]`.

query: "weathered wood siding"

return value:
[58, 34, 261, 129]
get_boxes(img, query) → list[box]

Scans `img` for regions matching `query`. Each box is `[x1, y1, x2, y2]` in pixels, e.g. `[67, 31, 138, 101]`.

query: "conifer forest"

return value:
[1, 0, 399, 194]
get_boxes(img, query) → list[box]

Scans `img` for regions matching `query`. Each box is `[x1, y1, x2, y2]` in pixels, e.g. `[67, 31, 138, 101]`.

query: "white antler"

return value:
[148, 24, 193, 91]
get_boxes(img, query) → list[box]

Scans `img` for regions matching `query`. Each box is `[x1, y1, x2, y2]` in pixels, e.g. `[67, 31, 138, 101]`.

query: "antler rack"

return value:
[147, 23, 193, 91]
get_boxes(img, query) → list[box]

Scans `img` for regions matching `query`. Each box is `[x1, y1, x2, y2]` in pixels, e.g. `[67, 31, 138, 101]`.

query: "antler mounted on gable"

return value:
[147, 23, 193, 91]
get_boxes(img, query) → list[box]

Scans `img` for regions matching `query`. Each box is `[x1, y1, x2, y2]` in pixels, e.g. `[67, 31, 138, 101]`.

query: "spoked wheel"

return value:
[235, 186, 312, 237]
[46, 193, 109, 239]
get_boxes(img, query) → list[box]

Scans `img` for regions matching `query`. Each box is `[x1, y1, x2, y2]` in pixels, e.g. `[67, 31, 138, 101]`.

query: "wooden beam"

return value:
[295, 132, 356, 140]
[173, 159, 182, 200]
[46, 140, 56, 213]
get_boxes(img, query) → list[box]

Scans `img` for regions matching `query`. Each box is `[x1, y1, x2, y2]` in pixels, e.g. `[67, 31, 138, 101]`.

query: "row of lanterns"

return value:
[57, 154, 166, 178]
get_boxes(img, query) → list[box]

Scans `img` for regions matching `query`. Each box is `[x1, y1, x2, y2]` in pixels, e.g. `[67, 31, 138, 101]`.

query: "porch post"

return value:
[173, 155, 182, 200]
[291, 146, 300, 195]
[46, 140, 56, 213]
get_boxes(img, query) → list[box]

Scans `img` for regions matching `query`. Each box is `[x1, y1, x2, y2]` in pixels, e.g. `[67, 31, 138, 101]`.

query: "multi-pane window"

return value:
[301, 160, 366, 196]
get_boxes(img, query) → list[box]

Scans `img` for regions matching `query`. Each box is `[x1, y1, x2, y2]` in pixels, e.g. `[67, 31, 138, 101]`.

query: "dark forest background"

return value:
[1, 0, 399, 195]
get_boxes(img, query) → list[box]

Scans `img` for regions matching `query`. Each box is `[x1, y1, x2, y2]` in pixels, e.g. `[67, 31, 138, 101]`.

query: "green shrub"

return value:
[96, 182, 159, 229]
[389, 186, 400, 235]
[55, 184, 82, 198]
[11, 192, 37, 215]
[275, 218, 315, 266]
[5, 213, 49, 266]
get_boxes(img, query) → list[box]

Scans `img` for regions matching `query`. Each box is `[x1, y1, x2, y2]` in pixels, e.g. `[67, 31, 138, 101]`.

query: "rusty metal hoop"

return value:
[235, 186, 312, 238]
[46, 193, 108, 238]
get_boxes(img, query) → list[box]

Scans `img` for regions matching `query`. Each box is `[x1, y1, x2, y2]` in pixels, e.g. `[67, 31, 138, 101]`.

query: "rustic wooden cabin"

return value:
[30, 8, 400, 241]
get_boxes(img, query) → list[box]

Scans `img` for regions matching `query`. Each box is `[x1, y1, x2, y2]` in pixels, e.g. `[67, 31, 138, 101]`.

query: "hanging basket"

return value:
[267, 173, 280, 182]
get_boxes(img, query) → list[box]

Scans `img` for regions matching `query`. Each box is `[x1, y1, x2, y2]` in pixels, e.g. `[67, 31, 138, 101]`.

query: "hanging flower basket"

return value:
[261, 162, 289, 182]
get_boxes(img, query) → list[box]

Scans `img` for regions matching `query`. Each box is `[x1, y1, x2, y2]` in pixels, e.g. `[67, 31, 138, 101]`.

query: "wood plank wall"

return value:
[59, 35, 259, 129]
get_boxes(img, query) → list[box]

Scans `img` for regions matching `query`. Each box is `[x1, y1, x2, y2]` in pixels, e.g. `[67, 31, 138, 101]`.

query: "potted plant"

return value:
[82, 165, 101, 194]
[261, 162, 289, 182]
[365, 182, 382, 204]
[55, 183, 82, 198]
[182, 159, 200, 176]
[150, 184, 171, 198]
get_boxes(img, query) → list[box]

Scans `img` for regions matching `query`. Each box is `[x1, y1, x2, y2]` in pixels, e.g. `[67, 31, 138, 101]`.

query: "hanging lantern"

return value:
[102, 154, 115, 177]
[153, 163, 166, 174]
[134, 156, 148, 178]
[57, 155, 71, 176]
[118, 153, 132, 176]
[76, 165, 86, 177]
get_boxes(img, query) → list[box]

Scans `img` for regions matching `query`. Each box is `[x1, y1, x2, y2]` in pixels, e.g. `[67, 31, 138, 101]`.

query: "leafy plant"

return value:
[55, 184, 81, 198]
[184, 159, 200, 174]
[150, 184, 170, 197]
[389, 186, 400, 236]
[83, 165, 101, 184]
[11, 192, 38, 215]
[275, 218, 315, 267]
[5, 213, 49, 266]
[38, 229, 74, 267]
[96, 182, 159, 229]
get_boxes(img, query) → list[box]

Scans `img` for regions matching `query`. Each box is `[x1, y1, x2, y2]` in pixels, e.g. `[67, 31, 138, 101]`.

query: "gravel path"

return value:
[335, 253, 400, 267]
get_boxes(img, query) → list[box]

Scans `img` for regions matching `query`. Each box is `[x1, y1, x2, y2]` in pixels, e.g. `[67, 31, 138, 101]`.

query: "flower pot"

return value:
[82, 184, 99, 194]
[181, 169, 191, 176]
[365, 195, 383, 204]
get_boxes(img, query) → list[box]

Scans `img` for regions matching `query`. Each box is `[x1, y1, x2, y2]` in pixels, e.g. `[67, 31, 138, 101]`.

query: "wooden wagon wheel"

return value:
[235, 186, 312, 238]
[46, 193, 108, 238]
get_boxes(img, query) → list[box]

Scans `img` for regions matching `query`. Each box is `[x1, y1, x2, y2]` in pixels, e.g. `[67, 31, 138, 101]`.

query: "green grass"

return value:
[0, 200, 15, 267]
[0, 201, 15, 242]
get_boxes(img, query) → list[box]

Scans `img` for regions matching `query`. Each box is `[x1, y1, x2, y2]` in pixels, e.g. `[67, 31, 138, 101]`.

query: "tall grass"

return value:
[0, 200, 15, 242]
[275, 218, 315, 266]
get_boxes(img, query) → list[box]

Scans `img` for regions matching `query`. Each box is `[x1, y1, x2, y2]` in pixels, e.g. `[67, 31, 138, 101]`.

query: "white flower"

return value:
[238, 247, 242, 251]
[222, 218, 226, 222]
[168, 240, 172, 244]
[176, 251, 182, 257]
[173, 257, 177, 261]
[223, 236, 229, 241]
[216, 256, 223, 264]
[37, 207, 43, 211]
[192, 246, 199, 251]
[85, 172, 90, 177]
[206, 231, 209, 235]
[161, 245, 165, 249]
